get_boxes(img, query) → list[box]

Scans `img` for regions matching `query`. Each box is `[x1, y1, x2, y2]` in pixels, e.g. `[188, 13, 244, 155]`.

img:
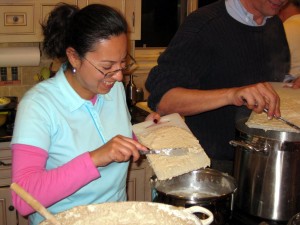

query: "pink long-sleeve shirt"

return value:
[11, 144, 100, 216]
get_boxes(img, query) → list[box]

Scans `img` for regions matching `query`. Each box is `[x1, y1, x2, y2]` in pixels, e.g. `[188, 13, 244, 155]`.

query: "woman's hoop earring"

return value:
[72, 67, 77, 74]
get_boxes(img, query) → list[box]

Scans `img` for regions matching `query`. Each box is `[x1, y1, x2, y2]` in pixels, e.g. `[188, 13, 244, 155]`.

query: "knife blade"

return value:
[263, 108, 300, 131]
[139, 147, 188, 156]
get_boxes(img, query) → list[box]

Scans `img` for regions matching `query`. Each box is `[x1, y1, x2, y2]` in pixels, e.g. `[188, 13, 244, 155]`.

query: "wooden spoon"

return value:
[10, 183, 61, 225]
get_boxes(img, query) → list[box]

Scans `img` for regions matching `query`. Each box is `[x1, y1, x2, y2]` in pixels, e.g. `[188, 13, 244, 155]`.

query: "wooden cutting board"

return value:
[133, 113, 189, 137]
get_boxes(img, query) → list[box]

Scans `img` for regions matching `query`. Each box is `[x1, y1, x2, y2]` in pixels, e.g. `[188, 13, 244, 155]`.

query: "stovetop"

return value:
[129, 104, 149, 124]
[0, 96, 17, 142]
[226, 210, 288, 225]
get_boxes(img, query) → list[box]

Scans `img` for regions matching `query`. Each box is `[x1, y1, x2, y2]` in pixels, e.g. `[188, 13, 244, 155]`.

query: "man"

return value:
[145, 0, 291, 174]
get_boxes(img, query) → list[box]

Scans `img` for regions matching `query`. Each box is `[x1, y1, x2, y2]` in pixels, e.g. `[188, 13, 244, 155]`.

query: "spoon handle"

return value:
[10, 183, 61, 225]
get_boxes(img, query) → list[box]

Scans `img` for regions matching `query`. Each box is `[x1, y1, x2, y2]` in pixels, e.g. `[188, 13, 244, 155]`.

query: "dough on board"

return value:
[246, 83, 300, 133]
[137, 125, 210, 180]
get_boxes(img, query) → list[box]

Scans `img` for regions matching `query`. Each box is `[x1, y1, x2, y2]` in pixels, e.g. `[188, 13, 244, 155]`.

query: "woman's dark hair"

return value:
[42, 3, 128, 60]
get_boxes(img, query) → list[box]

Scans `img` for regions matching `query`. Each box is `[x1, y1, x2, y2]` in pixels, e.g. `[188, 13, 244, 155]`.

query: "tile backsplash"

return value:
[0, 42, 52, 100]
[0, 43, 162, 102]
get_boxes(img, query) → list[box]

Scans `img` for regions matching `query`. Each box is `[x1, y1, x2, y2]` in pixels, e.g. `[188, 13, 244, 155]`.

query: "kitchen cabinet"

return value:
[0, 187, 18, 225]
[0, 141, 153, 225]
[127, 156, 154, 202]
[0, 142, 26, 225]
[77, 0, 141, 40]
[0, 0, 141, 43]
[0, 0, 77, 43]
[124, 0, 141, 40]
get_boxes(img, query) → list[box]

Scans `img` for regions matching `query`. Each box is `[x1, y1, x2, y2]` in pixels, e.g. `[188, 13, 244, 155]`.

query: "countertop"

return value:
[0, 126, 12, 142]
[129, 103, 150, 124]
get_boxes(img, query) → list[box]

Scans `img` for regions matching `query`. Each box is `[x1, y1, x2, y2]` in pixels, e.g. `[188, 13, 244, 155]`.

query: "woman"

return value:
[11, 3, 158, 225]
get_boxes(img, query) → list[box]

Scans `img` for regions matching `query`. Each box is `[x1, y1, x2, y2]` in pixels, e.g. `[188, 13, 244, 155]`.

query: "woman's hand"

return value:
[283, 76, 300, 88]
[89, 135, 148, 167]
[291, 77, 300, 89]
[145, 112, 160, 123]
[228, 82, 280, 118]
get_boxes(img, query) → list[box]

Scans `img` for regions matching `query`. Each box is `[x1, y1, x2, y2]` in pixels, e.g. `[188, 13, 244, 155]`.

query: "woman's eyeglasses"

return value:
[84, 54, 136, 78]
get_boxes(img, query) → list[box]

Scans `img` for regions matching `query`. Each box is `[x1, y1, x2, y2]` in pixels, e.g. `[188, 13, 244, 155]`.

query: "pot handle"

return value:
[183, 206, 214, 225]
[229, 140, 263, 152]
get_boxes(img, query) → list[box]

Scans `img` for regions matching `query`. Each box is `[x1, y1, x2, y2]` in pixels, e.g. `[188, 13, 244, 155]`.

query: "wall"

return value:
[132, 47, 164, 100]
[0, 42, 52, 100]
[0, 43, 163, 102]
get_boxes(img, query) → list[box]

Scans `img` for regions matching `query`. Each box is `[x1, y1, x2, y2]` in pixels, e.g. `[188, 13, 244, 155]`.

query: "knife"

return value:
[263, 108, 300, 131]
[139, 147, 188, 156]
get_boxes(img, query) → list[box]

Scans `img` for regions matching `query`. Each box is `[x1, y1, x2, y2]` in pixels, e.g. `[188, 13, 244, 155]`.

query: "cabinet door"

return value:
[125, 0, 141, 40]
[127, 168, 145, 201]
[0, 2, 36, 43]
[84, 0, 122, 10]
[0, 142, 12, 187]
[18, 213, 29, 225]
[40, 0, 78, 21]
[0, 0, 77, 43]
[0, 187, 17, 225]
[38, 0, 78, 40]
[78, 0, 141, 40]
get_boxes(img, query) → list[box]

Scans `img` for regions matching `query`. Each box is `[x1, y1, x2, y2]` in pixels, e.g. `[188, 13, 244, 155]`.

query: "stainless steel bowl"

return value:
[150, 168, 237, 225]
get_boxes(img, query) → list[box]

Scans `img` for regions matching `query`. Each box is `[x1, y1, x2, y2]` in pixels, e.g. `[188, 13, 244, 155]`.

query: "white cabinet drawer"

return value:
[0, 0, 77, 43]
[0, 4, 35, 35]
[0, 142, 12, 187]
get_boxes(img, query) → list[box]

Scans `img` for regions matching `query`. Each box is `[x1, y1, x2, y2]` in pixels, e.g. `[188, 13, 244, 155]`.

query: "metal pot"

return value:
[230, 118, 300, 221]
[150, 168, 237, 225]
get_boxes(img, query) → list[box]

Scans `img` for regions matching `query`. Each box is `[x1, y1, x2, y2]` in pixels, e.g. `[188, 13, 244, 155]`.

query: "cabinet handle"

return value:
[8, 205, 15, 211]
[0, 160, 12, 166]
[5, 13, 26, 26]
[13, 16, 19, 23]
[132, 12, 135, 28]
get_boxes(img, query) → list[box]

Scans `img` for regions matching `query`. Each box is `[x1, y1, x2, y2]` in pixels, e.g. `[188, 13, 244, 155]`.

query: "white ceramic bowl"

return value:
[39, 202, 214, 225]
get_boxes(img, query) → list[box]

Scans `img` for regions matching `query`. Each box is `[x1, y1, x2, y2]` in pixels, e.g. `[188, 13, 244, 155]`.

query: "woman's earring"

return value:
[72, 67, 77, 74]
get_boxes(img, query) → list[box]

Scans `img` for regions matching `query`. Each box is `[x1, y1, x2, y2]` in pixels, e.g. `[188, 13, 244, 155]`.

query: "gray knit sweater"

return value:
[145, 0, 290, 160]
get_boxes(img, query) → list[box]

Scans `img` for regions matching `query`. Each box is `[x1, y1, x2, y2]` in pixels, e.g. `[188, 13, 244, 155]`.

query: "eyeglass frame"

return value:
[83, 54, 136, 78]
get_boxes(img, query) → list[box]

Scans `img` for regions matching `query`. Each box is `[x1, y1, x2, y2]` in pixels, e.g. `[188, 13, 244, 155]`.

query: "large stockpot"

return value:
[230, 118, 300, 221]
[150, 168, 237, 225]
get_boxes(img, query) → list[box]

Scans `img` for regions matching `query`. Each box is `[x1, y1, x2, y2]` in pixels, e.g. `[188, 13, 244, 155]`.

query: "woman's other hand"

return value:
[89, 135, 148, 167]
[283, 76, 300, 88]
[291, 77, 300, 88]
[145, 112, 160, 123]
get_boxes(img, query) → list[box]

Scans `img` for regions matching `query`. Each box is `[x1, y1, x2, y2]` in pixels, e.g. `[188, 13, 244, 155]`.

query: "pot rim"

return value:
[150, 168, 237, 201]
[155, 189, 235, 201]
[236, 118, 300, 142]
